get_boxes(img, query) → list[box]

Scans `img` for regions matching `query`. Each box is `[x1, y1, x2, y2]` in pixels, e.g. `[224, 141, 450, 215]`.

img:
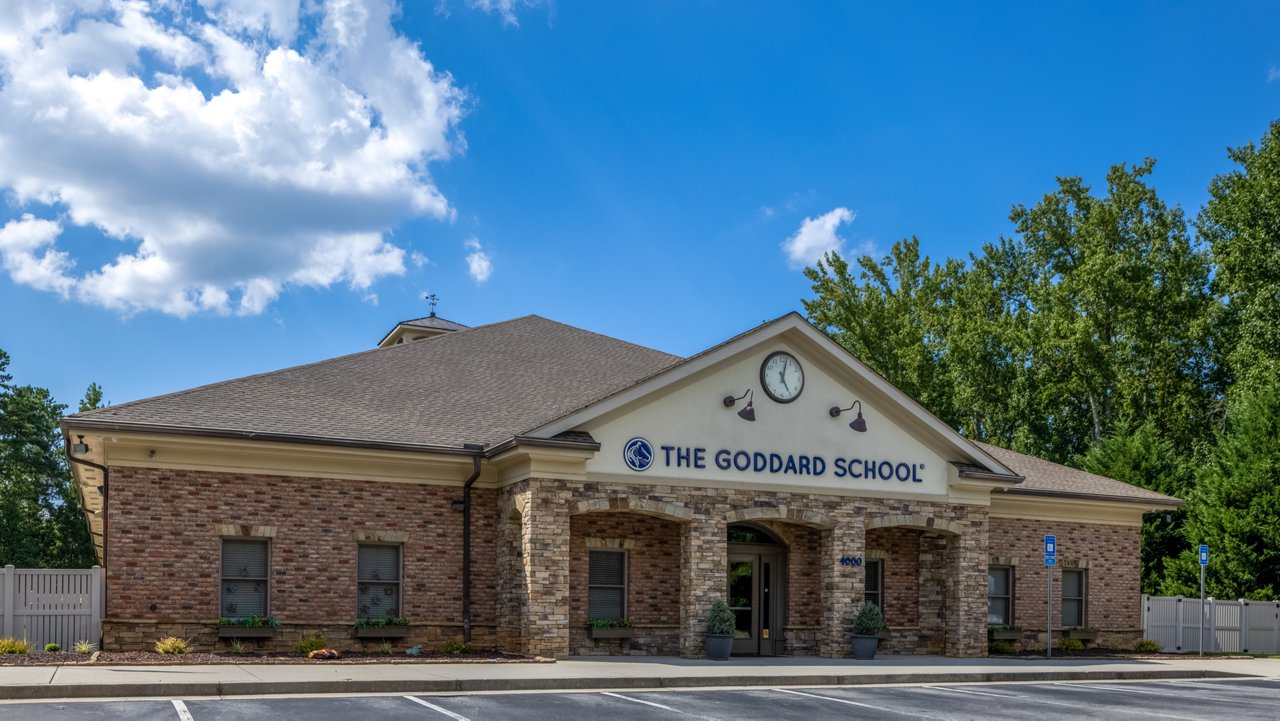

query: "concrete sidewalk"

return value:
[2, 655, 1277, 701]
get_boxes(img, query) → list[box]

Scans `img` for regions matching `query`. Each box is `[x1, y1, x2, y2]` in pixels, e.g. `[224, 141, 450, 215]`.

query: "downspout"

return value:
[460, 442, 486, 643]
[64, 434, 109, 632]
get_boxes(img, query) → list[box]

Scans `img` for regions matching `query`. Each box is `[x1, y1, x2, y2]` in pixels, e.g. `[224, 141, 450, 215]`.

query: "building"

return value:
[62, 312, 1180, 657]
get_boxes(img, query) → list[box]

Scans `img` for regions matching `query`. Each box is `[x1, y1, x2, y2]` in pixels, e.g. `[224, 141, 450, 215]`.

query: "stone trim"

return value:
[352, 530, 408, 543]
[573, 495, 693, 521]
[1059, 558, 1089, 569]
[726, 505, 835, 529]
[990, 556, 1018, 566]
[584, 537, 636, 550]
[215, 524, 276, 538]
[864, 549, 888, 560]
[867, 514, 961, 535]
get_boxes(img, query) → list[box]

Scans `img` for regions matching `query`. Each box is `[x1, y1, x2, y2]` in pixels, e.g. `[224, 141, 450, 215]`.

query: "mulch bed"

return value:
[0, 650, 549, 666]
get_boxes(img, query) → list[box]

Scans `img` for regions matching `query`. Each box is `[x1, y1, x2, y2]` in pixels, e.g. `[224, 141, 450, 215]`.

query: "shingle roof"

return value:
[973, 441, 1181, 506]
[377, 314, 470, 346]
[69, 315, 681, 450]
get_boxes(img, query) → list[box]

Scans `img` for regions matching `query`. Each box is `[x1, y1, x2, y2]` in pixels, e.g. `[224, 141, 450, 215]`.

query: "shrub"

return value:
[74, 640, 96, 654]
[0, 638, 31, 654]
[155, 637, 192, 655]
[228, 639, 247, 655]
[853, 601, 886, 636]
[587, 618, 632, 629]
[706, 599, 736, 636]
[1134, 639, 1162, 653]
[293, 634, 327, 656]
[377, 640, 395, 655]
[1055, 638, 1085, 652]
[440, 638, 471, 656]
[989, 640, 1015, 654]
[44, 643, 61, 652]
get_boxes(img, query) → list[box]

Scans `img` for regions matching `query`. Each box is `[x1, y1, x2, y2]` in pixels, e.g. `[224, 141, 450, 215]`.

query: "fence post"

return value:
[1, 565, 11, 638]
[1175, 596, 1184, 652]
[90, 566, 103, 647]
[1208, 598, 1217, 653]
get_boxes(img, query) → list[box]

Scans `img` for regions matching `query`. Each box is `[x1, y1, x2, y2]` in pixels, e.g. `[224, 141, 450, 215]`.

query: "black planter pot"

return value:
[851, 634, 879, 660]
[704, 634, 733, 660]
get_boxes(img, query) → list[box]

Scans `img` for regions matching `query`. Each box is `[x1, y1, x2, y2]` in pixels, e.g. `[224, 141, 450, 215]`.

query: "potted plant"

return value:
[217, 614, 280, 638]
[851, 601, 885, 660]
[354, 616, 411, 638]
[988, 624, 1024, 641]
[588, 618, 635, 639]
[704, 598, 736, 660]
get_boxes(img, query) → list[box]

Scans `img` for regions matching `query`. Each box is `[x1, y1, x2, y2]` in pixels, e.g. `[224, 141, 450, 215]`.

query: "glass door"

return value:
[728, 554, 758, 655]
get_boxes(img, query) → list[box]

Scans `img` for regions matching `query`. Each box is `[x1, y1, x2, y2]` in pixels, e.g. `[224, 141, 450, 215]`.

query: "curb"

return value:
[0, 668, 1254, 701]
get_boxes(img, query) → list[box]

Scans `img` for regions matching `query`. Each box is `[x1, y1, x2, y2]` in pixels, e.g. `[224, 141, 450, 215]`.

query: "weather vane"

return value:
[423, 292, 439, 317]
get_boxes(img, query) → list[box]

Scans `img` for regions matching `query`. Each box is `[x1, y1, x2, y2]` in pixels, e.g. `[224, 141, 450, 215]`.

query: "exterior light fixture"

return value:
[829, 400, 868, 432]
[72, 435, 89, 455]
[723, 389, 756, 422]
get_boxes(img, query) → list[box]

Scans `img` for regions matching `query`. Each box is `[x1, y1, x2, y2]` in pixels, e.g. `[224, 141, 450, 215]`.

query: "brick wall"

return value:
[866, 527, 921, 627]
[988, 517, 1141, 631]
[105, 466, 497, 652]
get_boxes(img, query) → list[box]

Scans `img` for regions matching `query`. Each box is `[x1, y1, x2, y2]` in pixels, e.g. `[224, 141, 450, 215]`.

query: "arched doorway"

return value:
[727, 523, 787, 655]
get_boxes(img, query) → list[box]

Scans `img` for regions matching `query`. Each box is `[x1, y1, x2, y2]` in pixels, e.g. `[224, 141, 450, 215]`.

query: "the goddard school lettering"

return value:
[656, 444, 924, 482]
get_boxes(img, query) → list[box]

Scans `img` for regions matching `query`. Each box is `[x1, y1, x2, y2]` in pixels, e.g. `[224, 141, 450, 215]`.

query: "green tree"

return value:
[1198, 119, 1280, 402]
[0, 350, 99, 568]
[1076, 421, 1190, 593]
[1162, 379, 1280, 599]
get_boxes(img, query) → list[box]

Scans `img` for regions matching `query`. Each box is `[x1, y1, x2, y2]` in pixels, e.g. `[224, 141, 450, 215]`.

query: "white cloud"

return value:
[782, 207, 856, 268]
[1269, 65, 1280, 83]
[463, 0, 547, 26]
[464, 237, 492, 282]
[0, 0, 467, 316]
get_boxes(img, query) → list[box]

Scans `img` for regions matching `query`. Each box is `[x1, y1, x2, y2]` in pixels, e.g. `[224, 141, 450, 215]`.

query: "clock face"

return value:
[760, 351, 804, 403]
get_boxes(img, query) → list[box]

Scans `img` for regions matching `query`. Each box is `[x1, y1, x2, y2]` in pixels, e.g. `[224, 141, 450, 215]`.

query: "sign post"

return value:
[1199, 544, 1209, 657]
[1045, 535, 1056, 658]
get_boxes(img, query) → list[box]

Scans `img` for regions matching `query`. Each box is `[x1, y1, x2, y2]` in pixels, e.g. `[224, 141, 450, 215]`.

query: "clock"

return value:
[760, 351, 804, 403]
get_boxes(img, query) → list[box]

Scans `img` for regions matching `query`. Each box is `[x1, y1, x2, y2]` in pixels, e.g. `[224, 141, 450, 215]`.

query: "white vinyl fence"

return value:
[1, 565, 103, 650]
[1142, 594, 1280, 654]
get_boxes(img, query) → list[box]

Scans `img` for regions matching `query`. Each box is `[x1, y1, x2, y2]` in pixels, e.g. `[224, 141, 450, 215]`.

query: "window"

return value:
[1061, 569, 1086, 627]
[221, 539, 268, 618]
[988, 566, 1013, 625]
[357, 544, 402, 619]
[864, 560, 883, 608]
[588, 550, 626, 621]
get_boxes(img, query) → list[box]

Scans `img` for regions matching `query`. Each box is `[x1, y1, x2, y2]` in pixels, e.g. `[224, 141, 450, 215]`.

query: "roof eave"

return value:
[999, 486, 1184, 508]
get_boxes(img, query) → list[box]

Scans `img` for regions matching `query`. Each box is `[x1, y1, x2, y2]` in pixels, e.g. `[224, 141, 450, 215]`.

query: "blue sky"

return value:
[1, 1, 1278, 410]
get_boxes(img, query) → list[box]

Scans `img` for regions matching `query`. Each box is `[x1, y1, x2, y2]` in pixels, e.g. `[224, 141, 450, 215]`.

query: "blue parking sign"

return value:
[1199, 544, 1209, 566]
[1044, 535, 1056, 557]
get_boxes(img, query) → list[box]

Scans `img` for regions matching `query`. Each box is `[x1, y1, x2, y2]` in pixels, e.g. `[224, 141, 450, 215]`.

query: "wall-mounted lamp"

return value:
[722, 389, 756, 422]
[829, 400, 868, 432]
[72, 435, 89, 455]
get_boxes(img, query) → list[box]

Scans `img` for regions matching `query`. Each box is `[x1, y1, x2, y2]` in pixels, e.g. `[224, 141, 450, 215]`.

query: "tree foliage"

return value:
[804, 123, 1280, 596]
[0, 350, 99, 568]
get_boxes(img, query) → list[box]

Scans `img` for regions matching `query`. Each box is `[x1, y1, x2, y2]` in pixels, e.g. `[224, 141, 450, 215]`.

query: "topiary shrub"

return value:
[1134, 639, 1162, 653]
[706, 599, 736, 636]
[44, 643, 61, 652]
[155, 636, 192, 654]
[853, 601, 886, 636]
[293, 633, 327, 656]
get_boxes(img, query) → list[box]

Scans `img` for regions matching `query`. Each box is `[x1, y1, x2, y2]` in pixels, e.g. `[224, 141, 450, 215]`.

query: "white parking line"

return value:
[403, 695, 472, 721]
[772, 688, 921, 716]
[601, 692, 679, 711]
[171, 700, 194, 721]
[924, 685, 1022, 698]
[1052, 682, 1172, 696]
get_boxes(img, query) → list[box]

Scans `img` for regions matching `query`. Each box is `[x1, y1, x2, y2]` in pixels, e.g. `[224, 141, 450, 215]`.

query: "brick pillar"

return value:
[943, 518, 989, 657]
[819, 512, 865, 657]
[495, 487, 527, 655]
[519, 479, 571, 658]
[679, 516, 726, 658]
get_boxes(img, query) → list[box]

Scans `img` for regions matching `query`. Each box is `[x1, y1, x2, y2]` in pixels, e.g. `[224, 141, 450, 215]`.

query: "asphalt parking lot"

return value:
[2, 678, 1277, 720]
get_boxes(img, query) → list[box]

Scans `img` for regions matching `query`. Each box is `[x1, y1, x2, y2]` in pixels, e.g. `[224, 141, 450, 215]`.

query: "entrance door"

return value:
[727, 549, 784, 655]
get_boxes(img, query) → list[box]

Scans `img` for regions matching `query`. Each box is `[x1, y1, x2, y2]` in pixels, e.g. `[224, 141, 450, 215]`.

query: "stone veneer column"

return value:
[679, 516, 726, 658]
[519, 479, 572, 658]
[495, 486, 528, 655]
[819, 510, 865, 657]
[943, 513, 990, 657]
